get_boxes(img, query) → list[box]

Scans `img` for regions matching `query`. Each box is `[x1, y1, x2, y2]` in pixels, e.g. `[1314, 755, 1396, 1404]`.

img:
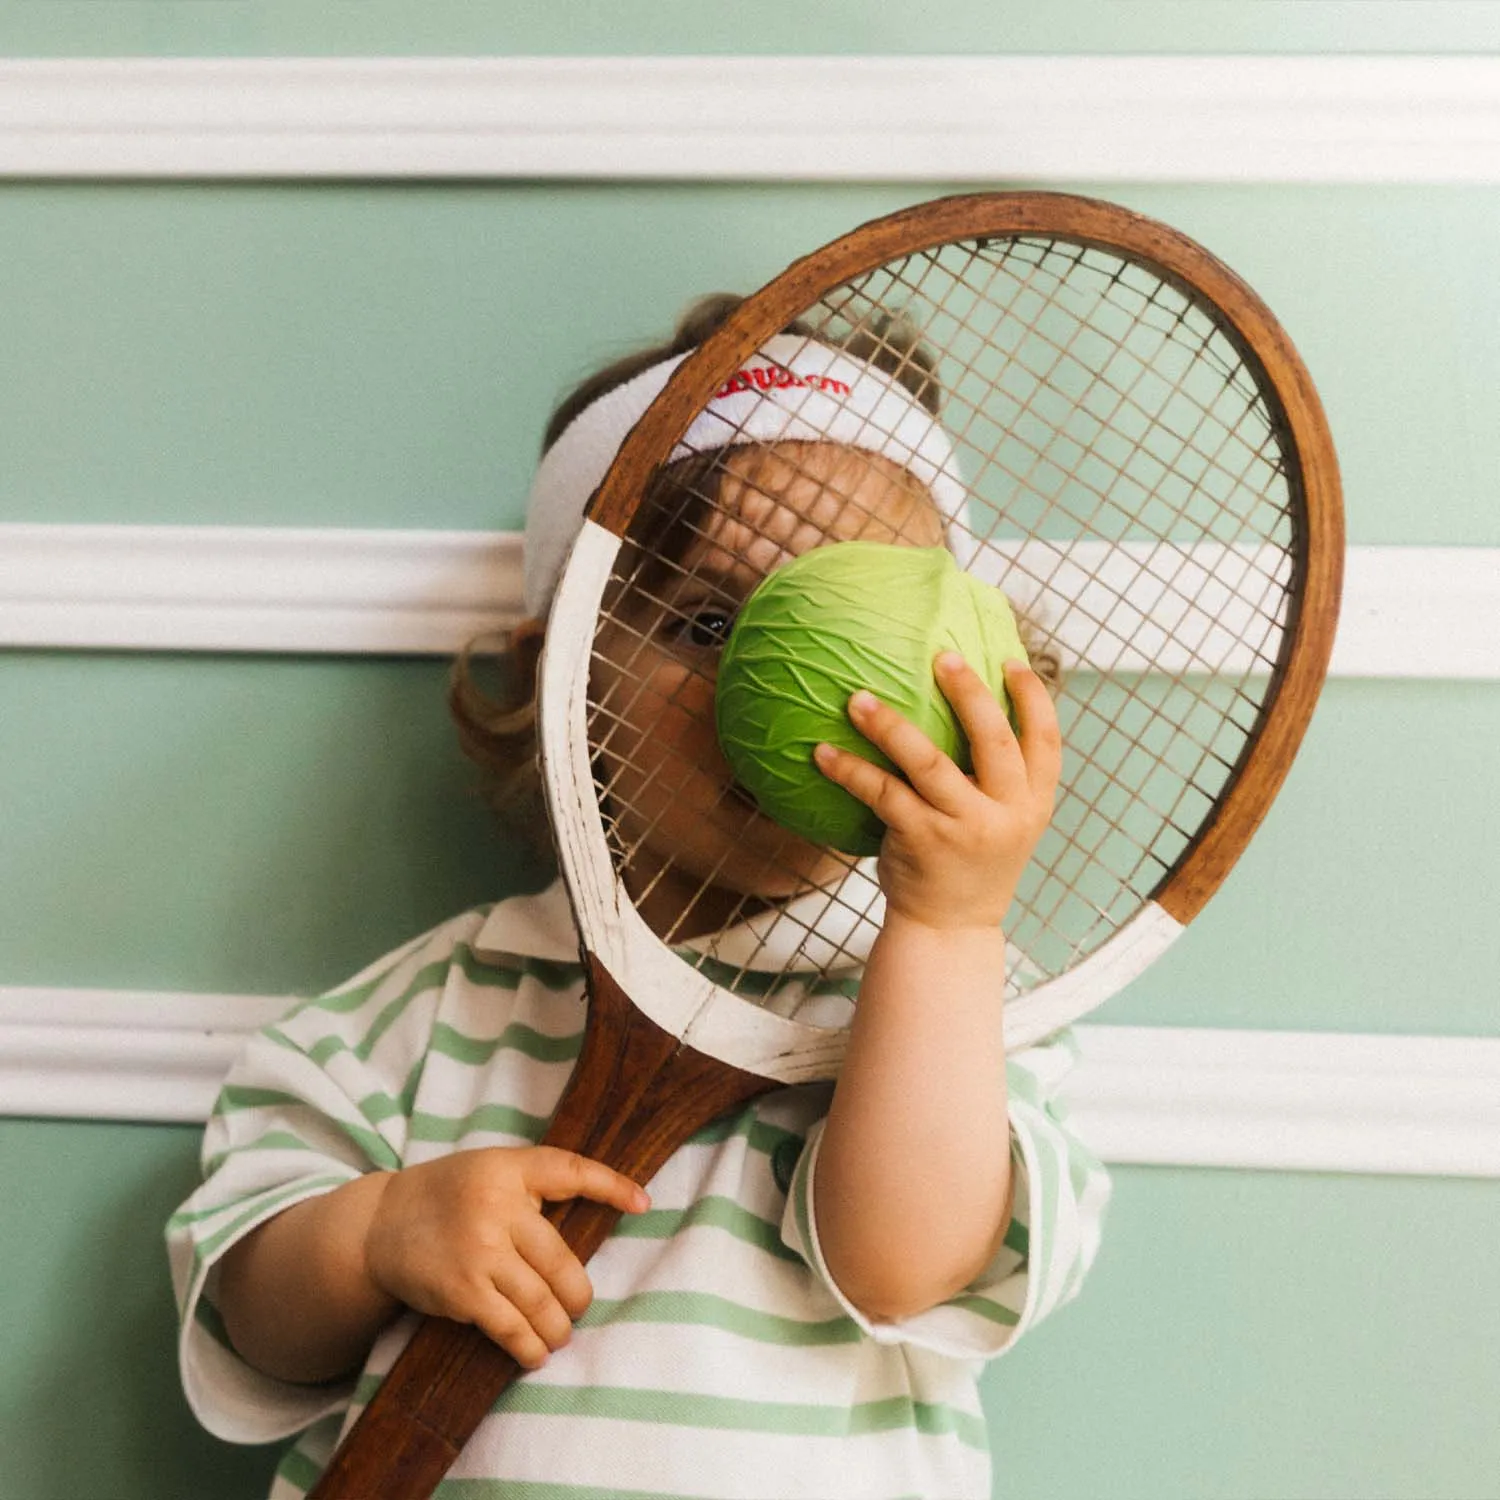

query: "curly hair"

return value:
[448, 293, 1059, 854]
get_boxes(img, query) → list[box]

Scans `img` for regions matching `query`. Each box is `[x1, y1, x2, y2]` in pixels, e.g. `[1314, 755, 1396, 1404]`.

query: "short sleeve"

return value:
[164, 915, 479, 1443]
[779, 1027, 1110, 1361]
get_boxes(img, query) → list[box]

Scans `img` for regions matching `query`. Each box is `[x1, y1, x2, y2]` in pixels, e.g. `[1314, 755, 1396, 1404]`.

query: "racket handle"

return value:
[307, 1194, 624, 1499]
[306, 954, 773, 1500]
[300, 1319, 504, 1498]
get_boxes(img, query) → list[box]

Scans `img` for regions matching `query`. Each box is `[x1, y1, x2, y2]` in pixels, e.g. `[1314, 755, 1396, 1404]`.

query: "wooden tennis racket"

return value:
[307, 191, 1342, 1498]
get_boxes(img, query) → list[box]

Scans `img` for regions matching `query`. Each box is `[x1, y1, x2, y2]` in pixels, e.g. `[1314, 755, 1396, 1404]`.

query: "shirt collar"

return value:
[472, 865, 884, 976]
[473, 880, 584, 965]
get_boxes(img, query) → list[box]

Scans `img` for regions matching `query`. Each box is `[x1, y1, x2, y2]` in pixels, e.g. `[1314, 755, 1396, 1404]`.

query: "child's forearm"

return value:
[814, 913, 1012, 1322]
[216, 1171, 401, 1385]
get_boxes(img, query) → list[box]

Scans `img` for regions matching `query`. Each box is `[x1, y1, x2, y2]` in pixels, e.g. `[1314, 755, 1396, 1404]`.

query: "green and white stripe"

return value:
[167, 889, 1109, 1499]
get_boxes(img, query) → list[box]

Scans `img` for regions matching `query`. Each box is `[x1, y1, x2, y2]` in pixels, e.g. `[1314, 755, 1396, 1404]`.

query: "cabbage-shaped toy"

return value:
[715, 541, 1030, 856]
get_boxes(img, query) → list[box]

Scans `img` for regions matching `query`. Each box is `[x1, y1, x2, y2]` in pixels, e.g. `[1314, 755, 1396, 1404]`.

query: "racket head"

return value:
[538, 191, 1343, 1076]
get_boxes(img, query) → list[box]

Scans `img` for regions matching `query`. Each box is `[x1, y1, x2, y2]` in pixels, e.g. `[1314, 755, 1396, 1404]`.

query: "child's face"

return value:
[591, 441, 945, 938]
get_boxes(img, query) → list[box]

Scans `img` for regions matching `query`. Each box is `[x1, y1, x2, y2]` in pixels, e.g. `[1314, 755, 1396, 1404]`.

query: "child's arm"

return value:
[216, 1146, 649, 1383]
[810, 655, 1060, 1322]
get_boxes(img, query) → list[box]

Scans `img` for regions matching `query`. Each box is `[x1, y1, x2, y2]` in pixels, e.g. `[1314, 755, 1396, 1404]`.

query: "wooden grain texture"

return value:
[306, 956, 774, 1500]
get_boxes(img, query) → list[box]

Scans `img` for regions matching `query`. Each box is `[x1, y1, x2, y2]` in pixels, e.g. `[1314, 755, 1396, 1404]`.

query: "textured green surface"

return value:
[716, 544, 1026, 855]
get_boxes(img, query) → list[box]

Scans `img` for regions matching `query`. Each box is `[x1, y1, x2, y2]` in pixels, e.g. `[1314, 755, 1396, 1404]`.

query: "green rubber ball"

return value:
[714, 541, 1030, 857]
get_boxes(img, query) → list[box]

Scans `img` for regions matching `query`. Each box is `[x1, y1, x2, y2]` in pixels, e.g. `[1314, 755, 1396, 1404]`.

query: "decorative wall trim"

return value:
[0, 55, 1498, 183]
[3, 524, 1498, 679]
[0, 523, 525, 657]
[4, 985, 1497, 1178]
[1068, 1025, 1500, 1179]
[0, 987, 288, 1126]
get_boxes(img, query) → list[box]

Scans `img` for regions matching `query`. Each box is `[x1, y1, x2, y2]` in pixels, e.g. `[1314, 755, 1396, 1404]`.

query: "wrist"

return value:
[348, 1170, 402, 1306]
[878, 906, 1008, 951]
[869, 911, 1010, 1009]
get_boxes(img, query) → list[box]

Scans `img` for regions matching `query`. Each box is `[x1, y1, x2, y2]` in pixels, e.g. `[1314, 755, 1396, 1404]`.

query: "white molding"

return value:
[0, 523, 524, 655]
[1331, 547, 1500, 680]
[3, 524, 1498, 678]
[0, 986, 288, 1124]
[3, 985, 1498, 1178]
[1067, 1025, 1500, 1179]
[0, 55, 1497, 182]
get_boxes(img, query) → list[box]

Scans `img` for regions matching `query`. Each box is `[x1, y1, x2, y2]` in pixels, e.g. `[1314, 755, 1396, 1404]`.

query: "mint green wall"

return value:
[4, 658, 1499, 1042]
[4, 182, 1499, 544]
[2, 6, 1498, 1498]
[3, 0, 1500, 56]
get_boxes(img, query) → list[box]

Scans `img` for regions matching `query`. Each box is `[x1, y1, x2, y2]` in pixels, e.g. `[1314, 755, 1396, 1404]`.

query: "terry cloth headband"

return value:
[522, 332, 973, 619]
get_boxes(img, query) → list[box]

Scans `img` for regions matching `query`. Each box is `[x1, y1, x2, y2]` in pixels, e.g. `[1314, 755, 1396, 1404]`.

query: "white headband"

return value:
[522, 333, 971, 619]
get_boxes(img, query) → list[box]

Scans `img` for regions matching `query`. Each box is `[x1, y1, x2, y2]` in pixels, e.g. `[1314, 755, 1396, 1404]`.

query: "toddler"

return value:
[168, 293, 1109, 1499]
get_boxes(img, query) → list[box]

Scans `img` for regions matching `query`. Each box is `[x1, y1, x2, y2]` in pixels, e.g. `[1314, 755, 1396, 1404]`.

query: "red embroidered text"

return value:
[713, 365, 852, 400]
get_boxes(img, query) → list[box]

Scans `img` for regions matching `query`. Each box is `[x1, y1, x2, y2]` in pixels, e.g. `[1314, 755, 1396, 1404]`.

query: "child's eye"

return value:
[675, 608, 737, 649]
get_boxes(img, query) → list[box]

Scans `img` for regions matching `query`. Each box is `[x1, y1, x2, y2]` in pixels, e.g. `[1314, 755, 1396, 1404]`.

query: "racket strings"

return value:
[942, 246, 1271, 534]
[590, 666, 881, 971]
[963, 246, 1291, 976]
[589, 461, 886, 971]
[587, 229, 1302, 1000]
[963, 307, 1274, 581]
[826, 242, 1295, 884]
[825, 243, 1293, 683]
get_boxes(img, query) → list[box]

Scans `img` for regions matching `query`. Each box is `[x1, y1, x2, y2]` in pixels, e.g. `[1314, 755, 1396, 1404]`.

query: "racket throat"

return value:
[549, 952, 780, 1175]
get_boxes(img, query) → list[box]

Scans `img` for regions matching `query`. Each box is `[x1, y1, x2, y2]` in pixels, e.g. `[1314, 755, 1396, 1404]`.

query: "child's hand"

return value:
[364, 1146, 649, 1369]
[814, 654, 1061, 932]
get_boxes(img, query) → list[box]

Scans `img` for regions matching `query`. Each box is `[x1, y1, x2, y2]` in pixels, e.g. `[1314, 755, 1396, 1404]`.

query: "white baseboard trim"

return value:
[0, 55, 1496, 183]
[3, 985, 1498, 1179]
[3, 524, 1498, 679]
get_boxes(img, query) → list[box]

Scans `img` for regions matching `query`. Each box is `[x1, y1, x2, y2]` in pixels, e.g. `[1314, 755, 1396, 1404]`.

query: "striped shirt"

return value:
[168, 885, 1110, 1499]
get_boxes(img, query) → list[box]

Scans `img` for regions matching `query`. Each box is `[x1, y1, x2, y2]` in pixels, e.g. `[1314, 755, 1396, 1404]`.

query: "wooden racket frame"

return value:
[589, 192, 1345, 929]
[306, 192, 1342, 1499]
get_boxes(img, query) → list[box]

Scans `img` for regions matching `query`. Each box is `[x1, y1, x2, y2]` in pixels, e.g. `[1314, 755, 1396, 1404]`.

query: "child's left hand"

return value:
[814, 653, 1060, 932]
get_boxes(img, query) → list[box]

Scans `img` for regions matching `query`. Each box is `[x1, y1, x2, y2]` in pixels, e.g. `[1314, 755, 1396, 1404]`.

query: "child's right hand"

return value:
[364, 1146, 650, 1369]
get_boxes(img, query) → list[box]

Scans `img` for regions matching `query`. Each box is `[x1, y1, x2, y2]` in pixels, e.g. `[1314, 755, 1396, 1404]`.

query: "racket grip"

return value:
[307, 1196, 625, 1500]
[306, 955, 772, 1500]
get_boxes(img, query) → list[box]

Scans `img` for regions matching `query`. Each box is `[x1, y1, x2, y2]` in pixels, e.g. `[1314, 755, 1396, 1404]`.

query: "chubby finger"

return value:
[933, 652, 1024, 797]
[522, 1147, 651, 1215]
[841, 688, 974, 817]
[513, 1213, 596, 1321]
[489, 1253, 576, 1356]
[813, 736, 924, 830]
[471, 1288, 555, 1370]
[1003, 659, 1063, 800]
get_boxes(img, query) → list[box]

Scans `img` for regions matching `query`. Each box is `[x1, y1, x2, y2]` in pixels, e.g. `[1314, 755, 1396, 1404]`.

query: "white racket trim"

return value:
[540, 522, 1187, 1077]
[1001, 903, 1184, 1051]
